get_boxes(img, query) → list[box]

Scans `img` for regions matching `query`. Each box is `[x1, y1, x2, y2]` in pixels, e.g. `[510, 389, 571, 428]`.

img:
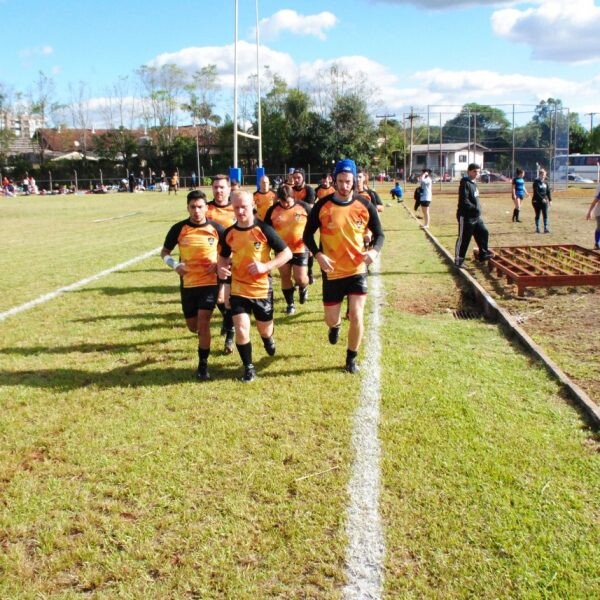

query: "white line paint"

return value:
[0, 247, 161, 322]
[343, 259, 385, 599]
[93, 212, 141, 223]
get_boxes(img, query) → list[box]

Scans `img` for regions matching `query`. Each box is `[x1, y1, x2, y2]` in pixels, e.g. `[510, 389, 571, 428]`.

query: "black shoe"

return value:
[285, 304, 296, 316]
[328, 325, 340, 345]
[263, 336, 276, 356]
[455, 258, 465, 268]
[196, 362, 210, 381]
[241, 364, 257, 383]
[478, 250, 493, 261]
[344, 359, 359, 374]
[308, 273, 314, 285]
[298, 287, 308, 304]
[224, 331, 234, 354]
[594, 243, 600, 250]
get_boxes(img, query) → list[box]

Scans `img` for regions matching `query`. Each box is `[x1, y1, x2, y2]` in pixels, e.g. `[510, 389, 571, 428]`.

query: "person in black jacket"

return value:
[531, 167, 552, 233]
[454, 163, 492, 267]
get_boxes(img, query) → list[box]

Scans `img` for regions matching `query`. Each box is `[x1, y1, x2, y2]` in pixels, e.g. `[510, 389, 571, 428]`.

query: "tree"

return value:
[137, 63, 186, 152]
[29, 71, 61, 166]
[328, 93, 376, 167]
[442, 103, 510, 148]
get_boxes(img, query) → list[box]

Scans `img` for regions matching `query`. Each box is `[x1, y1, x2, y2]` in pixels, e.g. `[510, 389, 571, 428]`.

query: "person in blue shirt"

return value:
[511, 168, 528, 222]
[390, 181, 403, 202]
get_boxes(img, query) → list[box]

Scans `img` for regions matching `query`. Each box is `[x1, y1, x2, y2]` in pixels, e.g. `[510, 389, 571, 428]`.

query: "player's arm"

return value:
[217, 228, 233, 279]
[364, 202, 385, 264]
[161, 223, 187, 275]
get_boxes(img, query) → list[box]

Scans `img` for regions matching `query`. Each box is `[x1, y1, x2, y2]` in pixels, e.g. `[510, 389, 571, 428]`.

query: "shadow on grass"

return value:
[71, 312, 181, 323]
[0, 358, 343, 391]
[0, 339, 174, 357]
[72, 285, 175, 296]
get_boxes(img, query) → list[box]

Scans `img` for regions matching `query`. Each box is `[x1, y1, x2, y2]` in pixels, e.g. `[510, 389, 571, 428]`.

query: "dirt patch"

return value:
[403, 183, 600, 404]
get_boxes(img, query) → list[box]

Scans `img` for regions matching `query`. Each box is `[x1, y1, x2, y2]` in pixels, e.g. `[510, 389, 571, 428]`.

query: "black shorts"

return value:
[180, 285, 218, 318]
[322, 274, 368, 305]
[288, 252, 309, 267]
[419, 200, 431, 207]
[230, 293, 274, 322]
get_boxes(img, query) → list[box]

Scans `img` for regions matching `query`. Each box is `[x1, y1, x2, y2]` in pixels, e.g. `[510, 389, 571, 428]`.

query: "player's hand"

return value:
[248, 261, 267, 276]
[175, 263, 188, 275]
[316, 253, 335, 273]
[364, 249, 378, 265]
[218, 264, 231, 279]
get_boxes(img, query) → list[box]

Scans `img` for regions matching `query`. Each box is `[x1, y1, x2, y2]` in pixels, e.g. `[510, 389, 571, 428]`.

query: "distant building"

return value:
[0, 111, 43, 155]
[410, 142, 488, 179]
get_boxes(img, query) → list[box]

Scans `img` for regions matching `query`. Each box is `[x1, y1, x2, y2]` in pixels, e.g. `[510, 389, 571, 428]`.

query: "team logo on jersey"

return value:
[253, 241, 262, 250]
[355, 219, 364, 229]
[207, 237, 215, 245]
[294, 212, 303, 222]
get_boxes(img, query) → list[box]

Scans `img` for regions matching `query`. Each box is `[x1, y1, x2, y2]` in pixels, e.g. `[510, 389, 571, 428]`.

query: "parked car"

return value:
[480, 171, 510, 183]
[563, 174, 594, 183]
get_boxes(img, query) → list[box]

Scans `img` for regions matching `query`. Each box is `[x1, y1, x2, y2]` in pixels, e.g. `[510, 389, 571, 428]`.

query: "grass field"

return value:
[0, 189, 599, 598]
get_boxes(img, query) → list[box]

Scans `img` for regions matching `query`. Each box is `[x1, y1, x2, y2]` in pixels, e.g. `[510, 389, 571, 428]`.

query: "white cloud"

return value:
[19, 45, 54, 59]
[144, 42, 598, 122]
[150, 41, 296, 88]
[491, 0, 600, 62]
[256, 9, 337, 41]
[372, 0, 512, 9]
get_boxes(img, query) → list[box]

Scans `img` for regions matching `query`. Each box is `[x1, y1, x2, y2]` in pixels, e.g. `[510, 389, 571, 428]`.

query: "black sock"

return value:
[236, 342, 253, 366]
[224, 309, 234, 332]
[216, 302, 226, 317]
[346, 349, 358, 363]
[198, 347, 210, 362]
[282, 287, 295, 305]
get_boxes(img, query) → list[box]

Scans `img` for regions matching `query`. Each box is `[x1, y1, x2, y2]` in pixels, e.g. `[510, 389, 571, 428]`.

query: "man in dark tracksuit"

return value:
[454, 163, 492, 267]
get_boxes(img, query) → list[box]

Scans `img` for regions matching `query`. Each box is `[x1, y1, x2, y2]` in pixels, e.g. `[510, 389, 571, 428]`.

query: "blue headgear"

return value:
[333, 158, 357, 180]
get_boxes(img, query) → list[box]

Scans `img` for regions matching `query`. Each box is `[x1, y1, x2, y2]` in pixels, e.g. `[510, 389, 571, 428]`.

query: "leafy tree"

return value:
[137, 63, 186, 152]
[328, 93, 376, 167]
[93, 127, 138, 168]
[442, 103, 510, 148]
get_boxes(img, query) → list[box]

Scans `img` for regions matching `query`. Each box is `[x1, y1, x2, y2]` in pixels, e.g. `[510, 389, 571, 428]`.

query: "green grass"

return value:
[0, 193, 599, 597]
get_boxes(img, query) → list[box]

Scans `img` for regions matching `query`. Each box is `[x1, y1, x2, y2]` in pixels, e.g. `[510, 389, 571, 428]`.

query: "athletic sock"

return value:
[216, 302, 226, 317]
[223, 309, 234, 333]
[346, 349, 358, 363]
[198, 347, 210, 361]
[236, 342, 253, 366]
[282, 287, 295, 306]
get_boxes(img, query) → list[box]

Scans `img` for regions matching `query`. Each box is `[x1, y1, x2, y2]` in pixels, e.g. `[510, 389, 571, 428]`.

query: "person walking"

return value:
[302, 158, 384, 374]
[531, 167, 552, 233]
[263, 184, 312, 315]
[218, 191, 292, 382]
[206, 174, 236, 354]
[454, 163, 493, 267]
[253, 175, 277, 221]
[161, 190, 225, 381]
[511, 168, 528, 222]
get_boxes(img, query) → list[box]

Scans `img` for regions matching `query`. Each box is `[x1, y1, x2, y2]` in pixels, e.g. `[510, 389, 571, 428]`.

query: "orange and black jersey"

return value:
[220, 220, 288, 299]
[303, 194, 384, 280]
[163, 218, 225, 288]
[253, 189, 277, 220]
[315, 184, 335, 201]
[357, 188, 384, 208]
[263, 200, 311, 254]
[292, 184, 316, 205]
[206, 200, 236, 228]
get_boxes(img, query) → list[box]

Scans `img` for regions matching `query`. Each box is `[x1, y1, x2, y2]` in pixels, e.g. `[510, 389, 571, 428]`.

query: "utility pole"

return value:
[585, 112, 598, 132]
[405, 108, 420, 181]
[376, 112, 395, 178]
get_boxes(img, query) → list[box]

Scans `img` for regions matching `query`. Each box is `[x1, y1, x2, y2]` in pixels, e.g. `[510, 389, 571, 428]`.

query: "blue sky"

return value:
[2, 0, 599, 127]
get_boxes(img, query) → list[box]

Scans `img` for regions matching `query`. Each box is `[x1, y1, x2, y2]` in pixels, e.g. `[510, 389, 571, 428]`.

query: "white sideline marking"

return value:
[93, 212, 141, 223]
[343, 260, 385, 599]
[0, 247, 161, 322]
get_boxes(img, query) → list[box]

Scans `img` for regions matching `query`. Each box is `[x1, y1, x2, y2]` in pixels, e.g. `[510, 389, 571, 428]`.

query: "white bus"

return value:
[553, 154, 600, 182]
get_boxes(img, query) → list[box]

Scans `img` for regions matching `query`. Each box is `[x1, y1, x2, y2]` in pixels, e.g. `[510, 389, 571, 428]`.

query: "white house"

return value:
[410, 142, 488, 179]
